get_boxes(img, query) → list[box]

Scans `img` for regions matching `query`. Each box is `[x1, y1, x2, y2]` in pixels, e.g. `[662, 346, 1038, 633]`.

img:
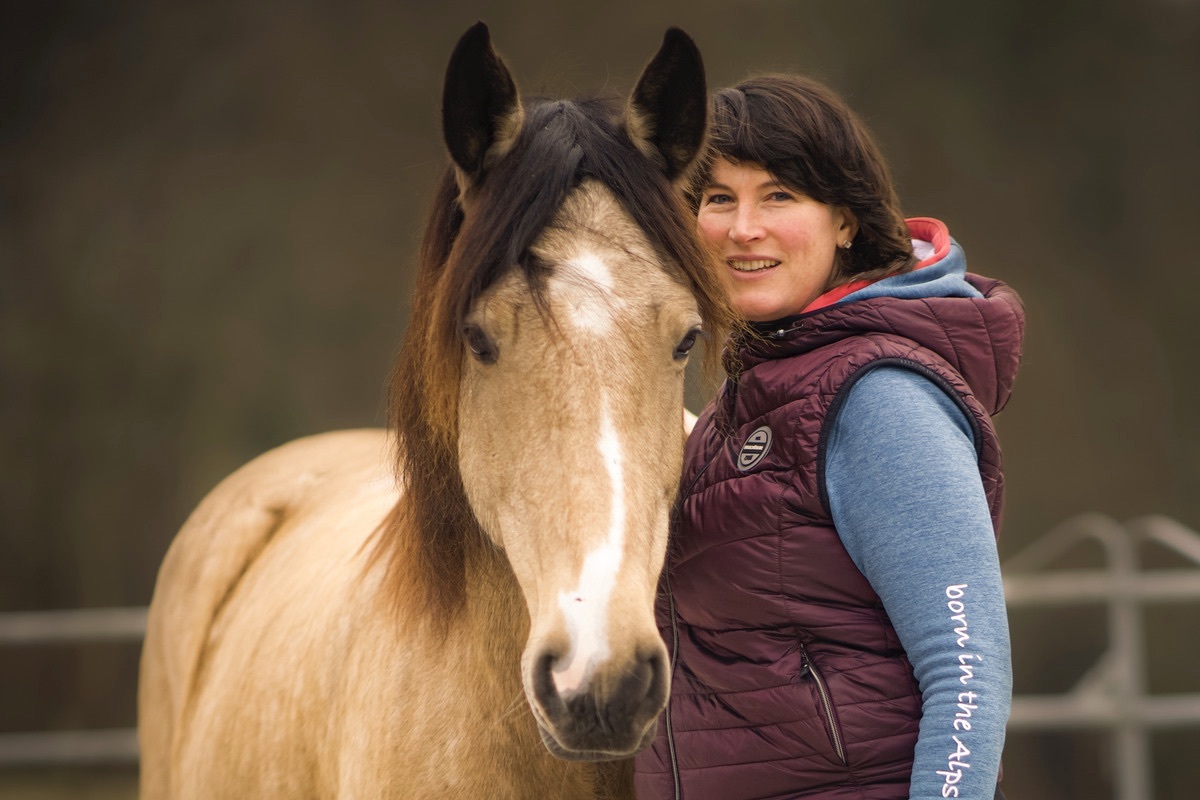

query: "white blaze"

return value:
[552, 251, 623, 333]
[552, 393, 626, 695]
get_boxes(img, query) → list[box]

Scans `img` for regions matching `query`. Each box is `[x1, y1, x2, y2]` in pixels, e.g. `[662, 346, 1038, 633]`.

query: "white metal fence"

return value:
[3, 514, 1200, 798]
[1004, 514, 1200, 800]
[0, 607, 145, 766]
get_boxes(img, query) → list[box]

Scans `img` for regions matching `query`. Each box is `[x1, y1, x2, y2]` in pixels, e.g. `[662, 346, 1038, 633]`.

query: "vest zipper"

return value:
[663, 453, 717, 800]
[800, 645, 847, 766]
[665, 581, 682, 800]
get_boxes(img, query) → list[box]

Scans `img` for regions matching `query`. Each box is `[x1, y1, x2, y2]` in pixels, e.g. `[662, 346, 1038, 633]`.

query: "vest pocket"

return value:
[799, 645, 848, 766]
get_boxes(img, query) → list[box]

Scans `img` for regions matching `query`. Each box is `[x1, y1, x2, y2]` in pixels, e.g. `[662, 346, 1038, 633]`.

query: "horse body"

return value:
[140, 24, 729, 799]
[140, 430, 596, 798]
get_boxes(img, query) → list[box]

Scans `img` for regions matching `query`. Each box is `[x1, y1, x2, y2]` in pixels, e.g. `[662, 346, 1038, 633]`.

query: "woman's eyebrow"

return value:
[704, 180, 783, 192]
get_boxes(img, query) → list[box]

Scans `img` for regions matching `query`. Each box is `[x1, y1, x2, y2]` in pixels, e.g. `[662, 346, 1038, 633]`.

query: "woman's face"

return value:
[697, 159, 856, 322]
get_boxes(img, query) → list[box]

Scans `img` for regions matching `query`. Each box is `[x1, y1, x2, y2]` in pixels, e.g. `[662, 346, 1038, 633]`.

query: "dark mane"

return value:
[376, 94, 733, 628]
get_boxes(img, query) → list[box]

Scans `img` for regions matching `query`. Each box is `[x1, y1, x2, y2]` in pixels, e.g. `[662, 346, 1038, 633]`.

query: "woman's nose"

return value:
[728, 207, 764, 244]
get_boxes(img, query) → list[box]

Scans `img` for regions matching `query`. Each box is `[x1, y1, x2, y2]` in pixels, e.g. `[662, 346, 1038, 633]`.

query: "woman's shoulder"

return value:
[831, 365, 976, 450]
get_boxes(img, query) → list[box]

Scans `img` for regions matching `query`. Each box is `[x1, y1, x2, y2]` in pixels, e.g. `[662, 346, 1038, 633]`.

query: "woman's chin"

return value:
[732, 297, 791, 323]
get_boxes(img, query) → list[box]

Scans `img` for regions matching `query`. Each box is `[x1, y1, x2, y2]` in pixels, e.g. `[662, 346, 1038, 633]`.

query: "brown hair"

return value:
[692, 74, 915, 287]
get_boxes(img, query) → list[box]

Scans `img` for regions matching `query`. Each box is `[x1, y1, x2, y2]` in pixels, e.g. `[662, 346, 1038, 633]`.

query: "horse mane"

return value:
[375, 96, 734, 629]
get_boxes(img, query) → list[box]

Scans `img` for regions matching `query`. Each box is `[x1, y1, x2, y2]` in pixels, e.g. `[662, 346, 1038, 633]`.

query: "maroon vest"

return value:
[634, 276, 1024, 800]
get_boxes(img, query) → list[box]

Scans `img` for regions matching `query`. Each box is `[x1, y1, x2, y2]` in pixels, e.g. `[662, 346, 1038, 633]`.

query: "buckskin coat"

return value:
[634, 275, 1024, 800]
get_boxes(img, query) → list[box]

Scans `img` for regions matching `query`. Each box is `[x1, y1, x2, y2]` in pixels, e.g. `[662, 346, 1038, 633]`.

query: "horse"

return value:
[138, 23, 732, 799]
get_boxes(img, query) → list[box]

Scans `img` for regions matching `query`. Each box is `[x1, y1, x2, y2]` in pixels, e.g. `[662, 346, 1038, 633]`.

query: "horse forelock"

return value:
[443, 94, 733, 385]
[379, 93, 736, 628]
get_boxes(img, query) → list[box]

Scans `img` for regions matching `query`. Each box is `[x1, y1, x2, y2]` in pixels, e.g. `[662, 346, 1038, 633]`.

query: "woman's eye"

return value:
[463, 324, 498, 365]
[767, 191, 794, 202]
[704, 192, 732, 205]
[673, 327, 702, 361]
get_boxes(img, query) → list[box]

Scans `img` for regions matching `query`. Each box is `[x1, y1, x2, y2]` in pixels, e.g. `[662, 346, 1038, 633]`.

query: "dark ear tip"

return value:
[453, 21, 491, 56]
[661, 27, 699, 54]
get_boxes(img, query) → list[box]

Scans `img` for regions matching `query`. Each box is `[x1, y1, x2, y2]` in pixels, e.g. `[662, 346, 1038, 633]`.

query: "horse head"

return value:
[392, 23, 728, 761]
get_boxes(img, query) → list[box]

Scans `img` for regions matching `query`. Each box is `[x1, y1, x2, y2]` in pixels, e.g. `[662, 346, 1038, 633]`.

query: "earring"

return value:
[840, 240, 853, 249]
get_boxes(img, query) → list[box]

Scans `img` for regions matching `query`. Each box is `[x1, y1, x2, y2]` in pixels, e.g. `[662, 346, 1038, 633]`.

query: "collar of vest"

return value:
[731, 273, 1024, 416]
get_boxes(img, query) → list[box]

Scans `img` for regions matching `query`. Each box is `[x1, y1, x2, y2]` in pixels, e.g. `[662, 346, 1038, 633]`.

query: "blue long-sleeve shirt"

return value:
[823, 246, 1011, 800]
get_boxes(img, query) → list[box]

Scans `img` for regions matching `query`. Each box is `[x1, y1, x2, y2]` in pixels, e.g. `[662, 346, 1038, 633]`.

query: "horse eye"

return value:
[673, 327, 702, 361]
[463, 324, 498, 364]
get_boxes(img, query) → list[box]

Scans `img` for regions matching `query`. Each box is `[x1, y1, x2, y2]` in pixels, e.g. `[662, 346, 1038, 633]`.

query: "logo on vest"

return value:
[737, 425, 773, 471]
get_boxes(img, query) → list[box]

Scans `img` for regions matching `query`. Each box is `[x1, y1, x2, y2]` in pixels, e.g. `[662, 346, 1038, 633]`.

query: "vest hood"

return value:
[735, 274, 1024, 416]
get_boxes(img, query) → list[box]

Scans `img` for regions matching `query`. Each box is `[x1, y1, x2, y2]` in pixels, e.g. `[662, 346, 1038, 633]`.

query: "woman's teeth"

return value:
[729, 259, 780, 272]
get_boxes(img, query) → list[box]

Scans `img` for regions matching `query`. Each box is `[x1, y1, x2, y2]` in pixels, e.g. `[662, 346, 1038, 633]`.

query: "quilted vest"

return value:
[634, 275, 1024, 800]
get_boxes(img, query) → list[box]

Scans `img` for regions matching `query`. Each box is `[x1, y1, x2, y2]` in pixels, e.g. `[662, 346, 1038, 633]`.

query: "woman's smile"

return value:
[726, 257, 781, 273]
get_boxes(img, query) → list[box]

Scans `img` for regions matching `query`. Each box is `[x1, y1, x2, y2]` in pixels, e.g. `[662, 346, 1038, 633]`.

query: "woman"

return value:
[634, 75, 1023, 800]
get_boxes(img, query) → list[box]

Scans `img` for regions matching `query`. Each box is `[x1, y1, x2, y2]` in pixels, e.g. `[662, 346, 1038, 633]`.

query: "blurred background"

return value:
[2, 0, 1198, 797]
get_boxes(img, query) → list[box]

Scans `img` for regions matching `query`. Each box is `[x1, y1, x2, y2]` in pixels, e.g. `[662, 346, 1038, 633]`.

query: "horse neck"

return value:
[461, 534, 528, 642]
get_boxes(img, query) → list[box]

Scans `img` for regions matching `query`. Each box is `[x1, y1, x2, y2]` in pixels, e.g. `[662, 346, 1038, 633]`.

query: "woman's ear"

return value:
[835, 207, 859, 246]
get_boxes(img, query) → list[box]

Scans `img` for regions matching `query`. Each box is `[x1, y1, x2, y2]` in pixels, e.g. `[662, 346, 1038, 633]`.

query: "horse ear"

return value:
[442, 22, 524, 193]
[625, 28, 708, 182]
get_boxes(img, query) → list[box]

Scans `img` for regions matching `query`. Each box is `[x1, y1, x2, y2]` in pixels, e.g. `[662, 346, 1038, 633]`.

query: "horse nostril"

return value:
[630, 648, 667, 717]
[533, 651, 568, 714]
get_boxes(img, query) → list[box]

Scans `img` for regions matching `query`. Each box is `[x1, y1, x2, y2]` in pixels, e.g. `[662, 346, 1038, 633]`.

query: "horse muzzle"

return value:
[528, 647, 667, 760]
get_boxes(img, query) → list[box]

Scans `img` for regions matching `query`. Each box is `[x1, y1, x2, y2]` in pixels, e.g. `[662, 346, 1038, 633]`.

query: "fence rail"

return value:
[0, 607, 145, 767]
[0, 607, 147, 646]
[0, 730, 138, 767]
[3, 514, 1200, 800]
